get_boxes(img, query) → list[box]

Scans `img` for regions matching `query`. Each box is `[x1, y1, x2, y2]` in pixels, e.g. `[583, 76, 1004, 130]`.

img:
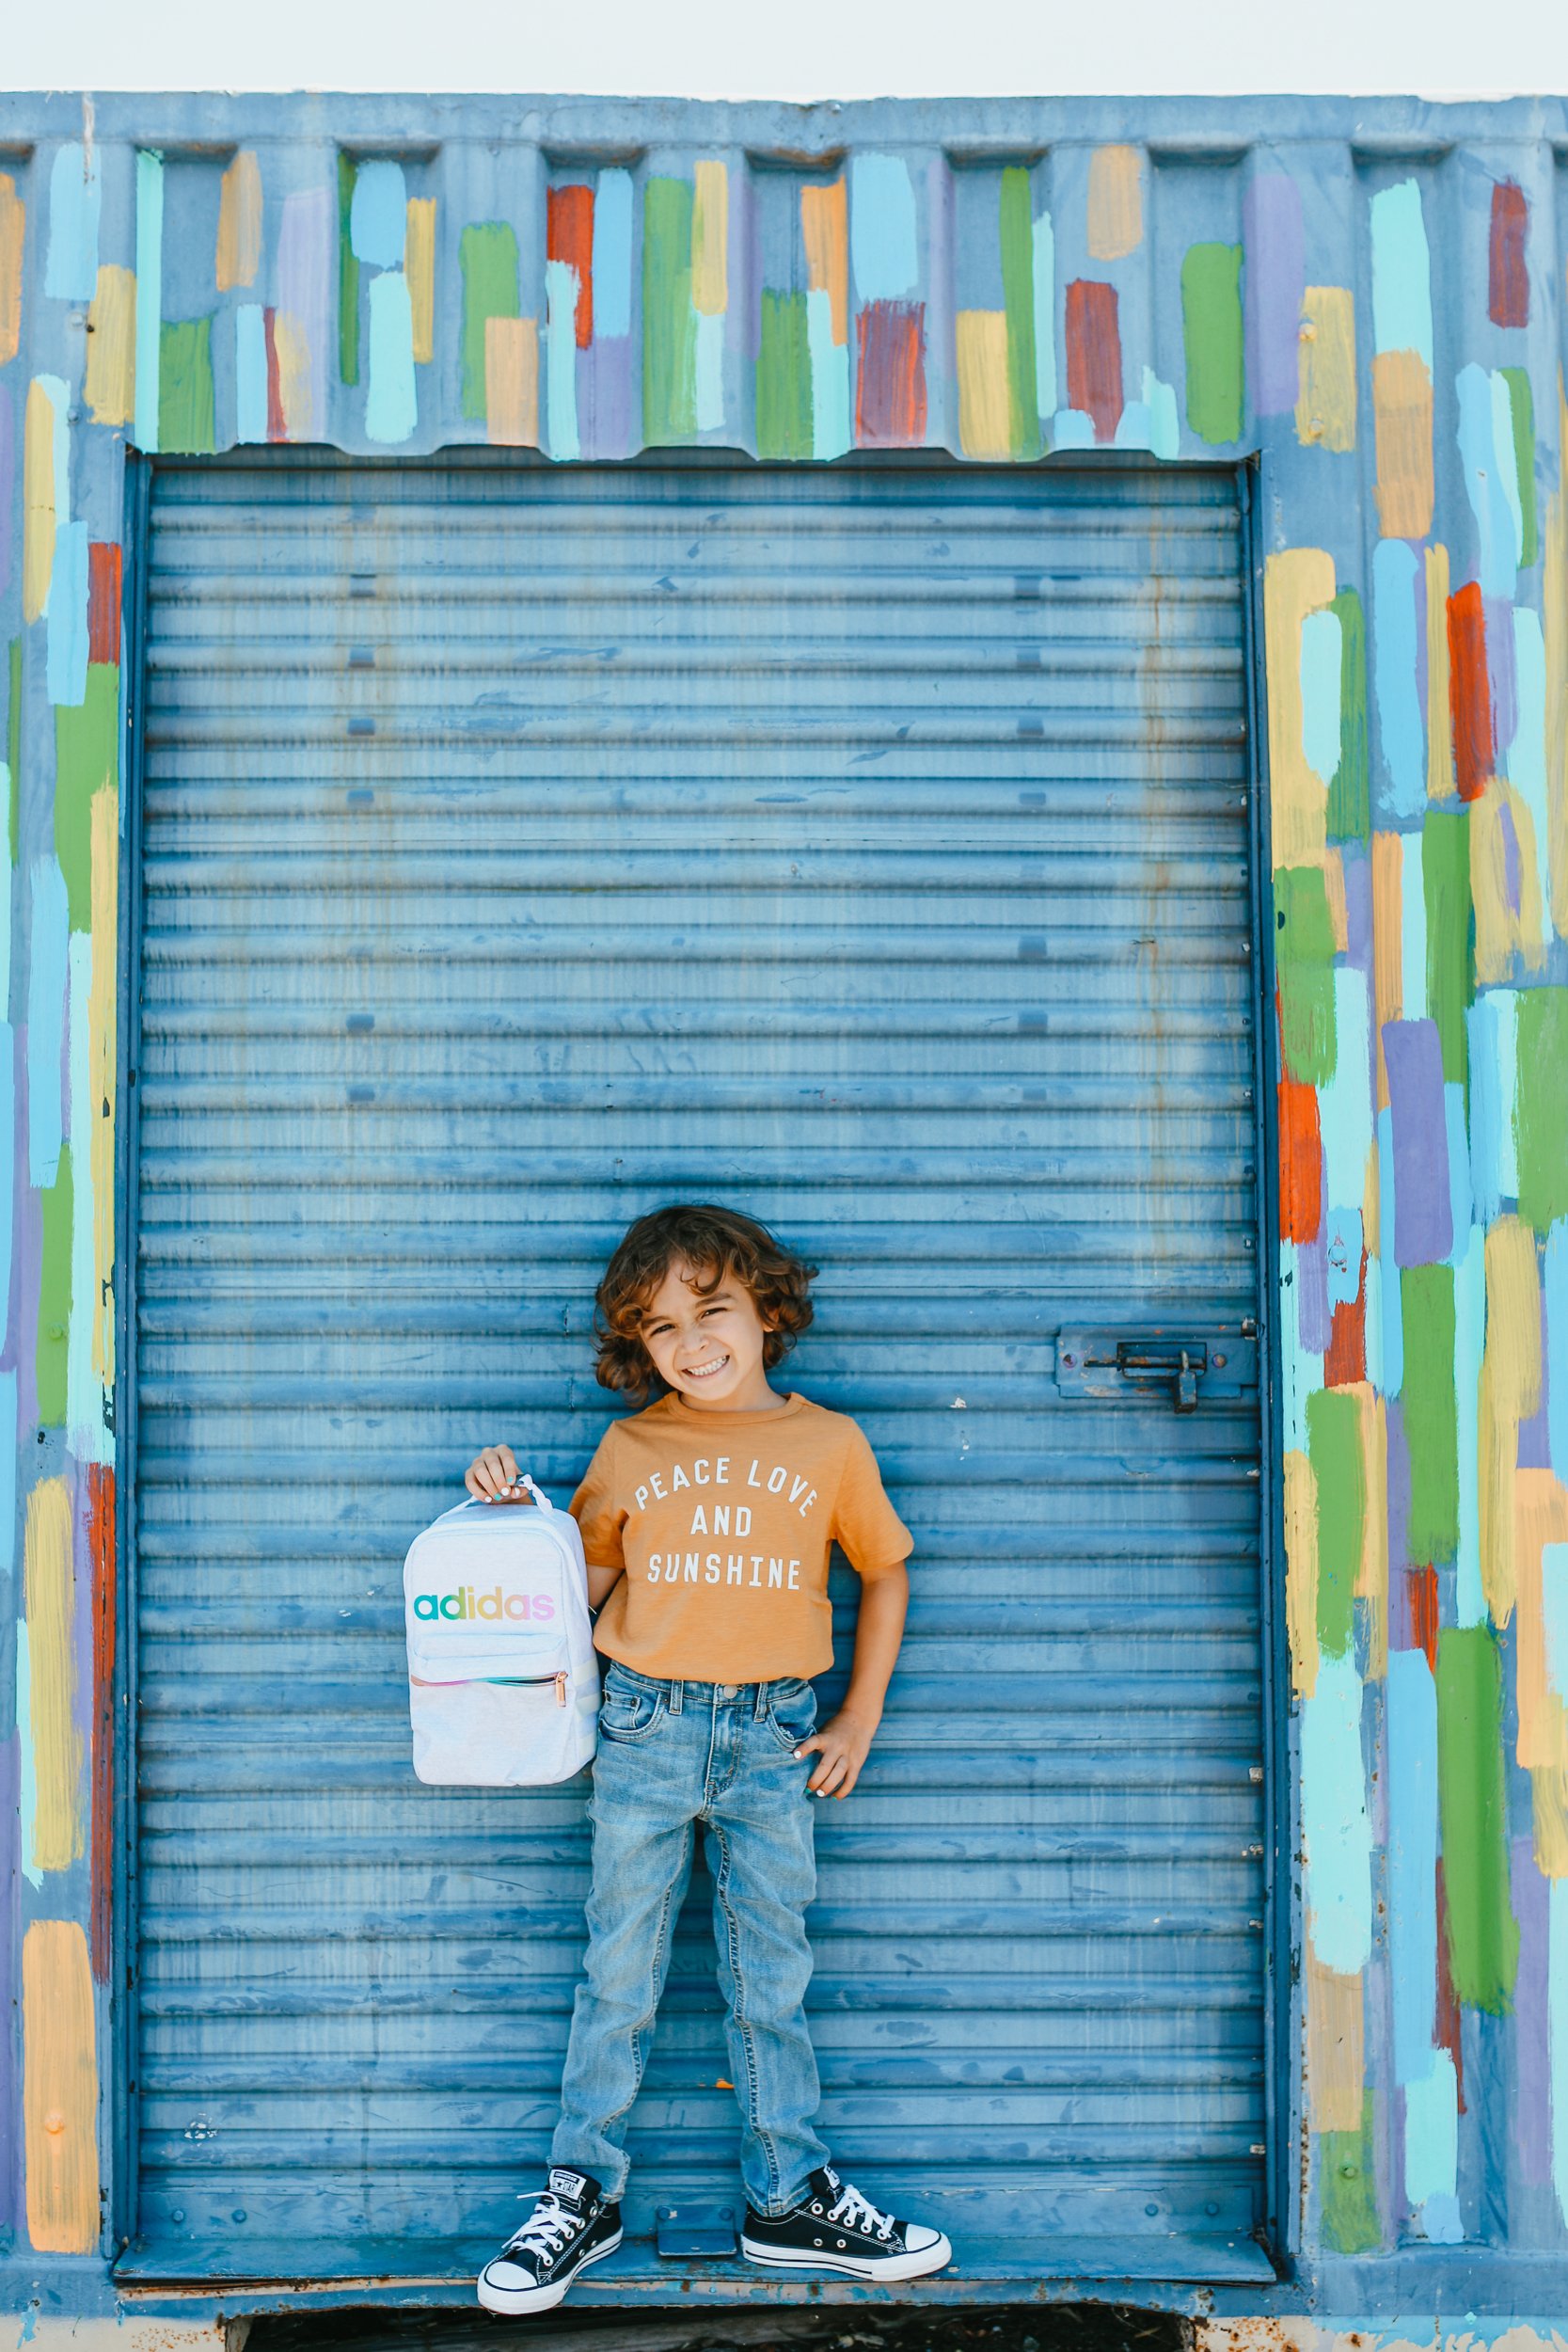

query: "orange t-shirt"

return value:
[570, 1391, 911, 1682]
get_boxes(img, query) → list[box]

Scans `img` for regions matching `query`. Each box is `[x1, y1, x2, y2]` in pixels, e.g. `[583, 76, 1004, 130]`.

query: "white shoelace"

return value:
[828, 2180, 895, 2240]
[504, 2192, 578, 2261]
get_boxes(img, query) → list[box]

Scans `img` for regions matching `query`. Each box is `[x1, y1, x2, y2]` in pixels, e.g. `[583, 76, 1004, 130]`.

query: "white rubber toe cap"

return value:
[905, 2224, 953, 2265]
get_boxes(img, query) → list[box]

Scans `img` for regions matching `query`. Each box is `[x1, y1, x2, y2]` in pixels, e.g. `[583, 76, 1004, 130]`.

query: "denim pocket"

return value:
[598, 1679, 667, 1743]
[765, 1680, 817, 1754]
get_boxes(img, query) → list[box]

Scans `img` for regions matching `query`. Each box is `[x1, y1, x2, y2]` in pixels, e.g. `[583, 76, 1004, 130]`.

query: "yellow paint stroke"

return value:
[801, 180, 849, 346]
[23, 378, 57, 626]
[1306, 1949, 1365, 2134]
[956, 310, 1011, 460]
[23, 1919, 100, 2253]
[485, 316, 538, 447]
[1425, 542, 1455, 803]
[1295, 287, 1356, 453]
[1371, 832, 1403, 1111]
[1545, 387, 1568, 941]
[1086, 144, 1142, 260]
[272, 312, 312, 440]
[24, 1477, 81, 1873]
[1284, 1446, 1319, 1699]
[85, 265, 135, 429]
[1472, 774, 1548, 981]
[0, 173, 24, 368]
[1323, 846, 1350, 955]
[404, 198, 436, 364]
[1373, 349, 1434, 540]
[1263, 547, 1337, 870]
[89, 787, 118, 1391]
[1479, 1215, 1543, 1629]
[215, 150, 261, 291]
[691, 161, 728, 318]
[1362, 1131, 1381, 1267]
[1355, 1385, 1388, 1682]
[1514, 1471, 1568, 1874]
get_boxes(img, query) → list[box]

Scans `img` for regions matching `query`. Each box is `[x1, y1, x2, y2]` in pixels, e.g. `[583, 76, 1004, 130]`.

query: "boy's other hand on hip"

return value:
[466, 1443, 528, 1502]
[796, 1706, 879, 1799]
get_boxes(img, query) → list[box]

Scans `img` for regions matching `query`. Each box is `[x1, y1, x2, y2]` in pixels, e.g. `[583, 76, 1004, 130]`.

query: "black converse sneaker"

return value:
[742, 2164, 952, 2280]
[476, 2168, 623, 2314]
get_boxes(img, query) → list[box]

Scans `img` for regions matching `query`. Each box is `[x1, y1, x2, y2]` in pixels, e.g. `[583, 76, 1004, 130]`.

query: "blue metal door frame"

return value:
[109, 443, 1286, 2305]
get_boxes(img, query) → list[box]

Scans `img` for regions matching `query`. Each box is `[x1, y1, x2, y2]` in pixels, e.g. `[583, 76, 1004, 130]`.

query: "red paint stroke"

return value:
[855, 301, 927, 447]
[1065, 280, 1123, 444]
[547, 184, 595, 348]
[1323, 1265, 1367, 1388]
[263, 308, 287, 443]
[1277, 1078, 1323, 1245]
[87, 543, 122, 667]
[87, 1462, 117, 1985]
[1489, 181, 1529, 328]
[1407, 1565, 1440, 1673]
[1448, 580, 1494, 803]
[1434, 1858, 1467, 2111]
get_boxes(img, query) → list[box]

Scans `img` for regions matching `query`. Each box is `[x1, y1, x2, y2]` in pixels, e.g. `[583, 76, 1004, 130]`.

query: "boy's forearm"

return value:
[841, 1564, 910, 1724]
[587, 1563, 624, 1609]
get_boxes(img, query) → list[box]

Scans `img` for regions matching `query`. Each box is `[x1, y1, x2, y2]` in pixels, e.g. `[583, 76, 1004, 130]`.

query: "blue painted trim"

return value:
[113, 448, 154, 2264]
[1241, 454, 1297, 2272]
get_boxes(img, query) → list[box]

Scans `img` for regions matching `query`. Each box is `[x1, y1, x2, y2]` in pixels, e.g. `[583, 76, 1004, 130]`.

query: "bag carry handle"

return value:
[440, 1474, 554, 1521]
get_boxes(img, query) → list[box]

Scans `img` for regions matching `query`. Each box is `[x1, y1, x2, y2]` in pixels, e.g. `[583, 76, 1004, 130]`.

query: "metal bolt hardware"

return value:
[1117, 1338, 1209, 1413]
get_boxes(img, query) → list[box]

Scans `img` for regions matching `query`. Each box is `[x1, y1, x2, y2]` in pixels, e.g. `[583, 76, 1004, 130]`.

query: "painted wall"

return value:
[0, 87, 1566, 2320]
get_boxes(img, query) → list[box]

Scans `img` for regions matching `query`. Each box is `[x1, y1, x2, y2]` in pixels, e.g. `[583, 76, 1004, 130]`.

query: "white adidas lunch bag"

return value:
[403, 1479, 599, 1786]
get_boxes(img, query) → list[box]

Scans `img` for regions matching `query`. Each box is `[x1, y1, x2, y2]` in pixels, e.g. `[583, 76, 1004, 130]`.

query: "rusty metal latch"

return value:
[1054, 1327, 1258, 1412]
[1116, 1339, 1207, 1412]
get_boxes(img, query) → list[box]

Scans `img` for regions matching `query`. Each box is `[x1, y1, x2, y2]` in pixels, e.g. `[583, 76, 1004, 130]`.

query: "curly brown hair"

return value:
[594, 1203, 817, 1404]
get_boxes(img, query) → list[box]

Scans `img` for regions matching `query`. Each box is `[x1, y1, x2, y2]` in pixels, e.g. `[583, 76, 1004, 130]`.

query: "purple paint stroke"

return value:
[1386, 1400, 1413, 1586]
[1513, 1836, 1551, 2185]
[1498, 799, 1523, 919]
[1242, 172, 1305, 419]
[923, 152, 954, 449]
[1520, 1266, 1552, 1468]
[0, 382, 13, 602]
[1297, 1224, 1332, 1355]
[1485, 590, 1517, 760]
[584, 336, 636, 460]
[1384, 1018, 1453, 1266]
[276, 184, 333, 443]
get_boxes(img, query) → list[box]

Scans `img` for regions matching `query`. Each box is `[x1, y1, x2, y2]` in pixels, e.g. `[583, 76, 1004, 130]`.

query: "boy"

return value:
[464, 1202, 952, 2313]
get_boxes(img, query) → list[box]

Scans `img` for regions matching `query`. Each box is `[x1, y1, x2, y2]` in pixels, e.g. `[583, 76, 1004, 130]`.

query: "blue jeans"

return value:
[550, 1661, 831, 2217]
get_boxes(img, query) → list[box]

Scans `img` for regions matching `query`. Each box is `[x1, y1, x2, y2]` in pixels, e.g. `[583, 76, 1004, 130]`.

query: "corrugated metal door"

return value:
[127, 454, 1270, 2290]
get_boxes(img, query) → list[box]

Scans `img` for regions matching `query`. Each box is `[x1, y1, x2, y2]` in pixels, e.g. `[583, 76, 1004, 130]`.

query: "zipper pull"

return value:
[554, 1672, 567, 1708]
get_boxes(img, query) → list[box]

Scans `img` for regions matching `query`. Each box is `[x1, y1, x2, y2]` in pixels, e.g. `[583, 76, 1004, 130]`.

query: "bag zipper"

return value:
[411, 1671, 569, 1705]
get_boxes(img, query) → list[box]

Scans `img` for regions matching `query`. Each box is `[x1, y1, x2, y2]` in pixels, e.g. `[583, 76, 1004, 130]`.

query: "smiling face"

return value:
[636, 1259, 780, 1414]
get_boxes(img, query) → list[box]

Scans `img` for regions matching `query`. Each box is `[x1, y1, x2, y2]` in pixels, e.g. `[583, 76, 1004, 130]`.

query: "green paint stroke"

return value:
[999, 167, 1039, 460]
[55, 665, 119, 934]
[338, 151, 360, 388]
[1307, 1387, 1363, 1658]
[37, 1143, 72, 1430]
[1180, 242, 1244, 446]
[158, 319, 215, 455]
[756, 292, 812, 462]
[1402, 1263, 1459, 1563]
[1436, 1624, 1519, 2012]
[1502, 365, 1538, 569]
[1423, 809, 1473, 1090]
[642, 177, 697, 446]
[1274, 866, 1338, 1085]
[1515, 987, 1568, 1233]
[459, 224, 520, 423]
[1328, 588, 1370, 844]
[1320, 2091, 1381, 2254]
[7, 636, 18, 866]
